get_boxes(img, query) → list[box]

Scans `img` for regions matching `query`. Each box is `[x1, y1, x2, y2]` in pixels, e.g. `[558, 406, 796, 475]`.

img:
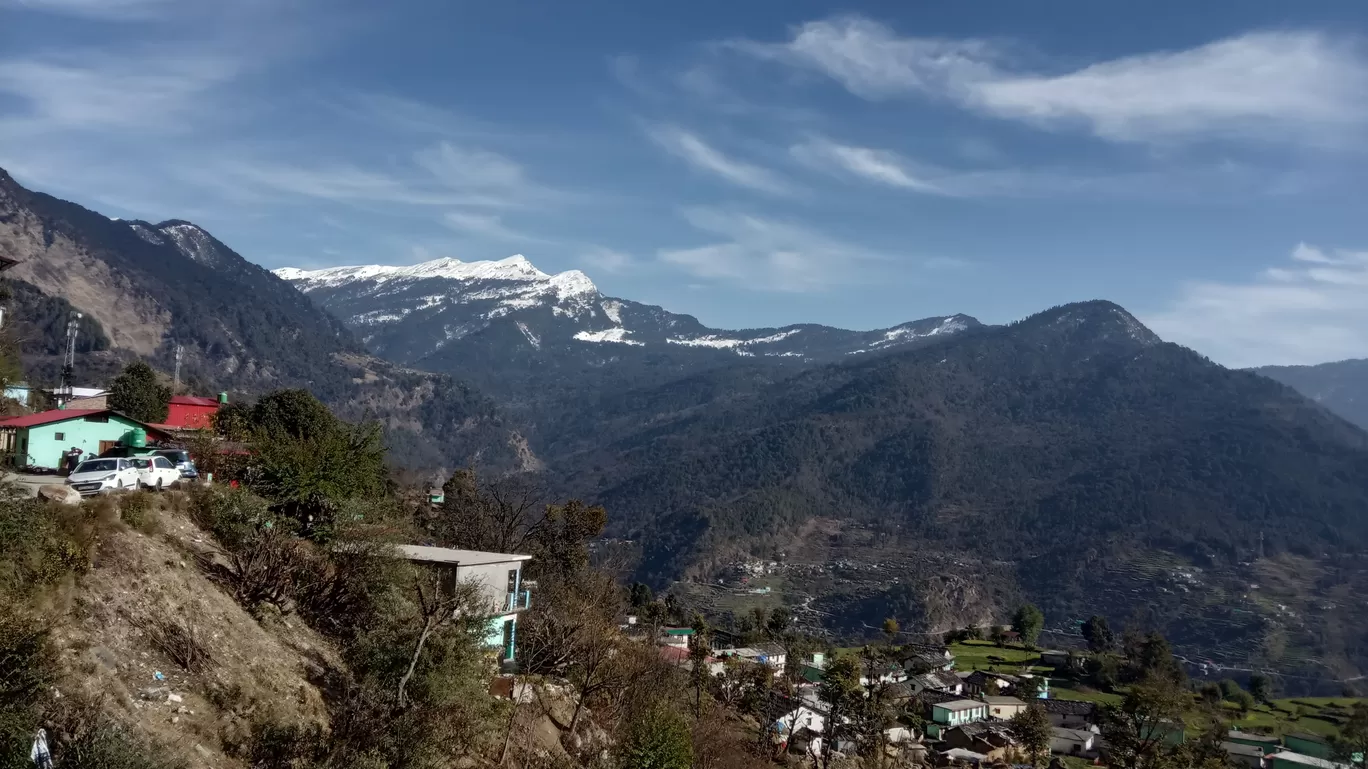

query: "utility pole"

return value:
[59, 312, 81, 406]
[172, 344, 184, 394]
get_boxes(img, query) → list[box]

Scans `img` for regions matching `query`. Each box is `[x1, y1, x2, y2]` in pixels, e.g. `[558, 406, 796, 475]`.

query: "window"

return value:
[54, 432, 65, 440]
[154, 457, 173, 468]
[507, 568, 518, 592]
[83, 415, 108, 423]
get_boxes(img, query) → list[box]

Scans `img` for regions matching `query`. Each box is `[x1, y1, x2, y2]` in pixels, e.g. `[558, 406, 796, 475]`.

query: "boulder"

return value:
[38, 484, 82, 506]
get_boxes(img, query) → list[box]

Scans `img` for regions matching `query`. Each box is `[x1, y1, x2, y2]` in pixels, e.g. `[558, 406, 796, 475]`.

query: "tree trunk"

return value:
[398, 615, 439, 708]
[499, 674, 517, 766]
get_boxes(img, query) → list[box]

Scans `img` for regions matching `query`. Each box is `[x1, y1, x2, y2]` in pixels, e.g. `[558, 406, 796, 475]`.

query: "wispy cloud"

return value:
[442, 211, 549, 243]
[0, 49, 242, 132]
[739, 18, 1368, 146]
[4, 0, 179, 20]
[659, 207, 888, 292]
[580, 247, 634, 274]
[646, 124, 793, 195]
[1145, 243, 1368, 367]
[790, 136, 1288, 200]
[791, 138, 944, 193]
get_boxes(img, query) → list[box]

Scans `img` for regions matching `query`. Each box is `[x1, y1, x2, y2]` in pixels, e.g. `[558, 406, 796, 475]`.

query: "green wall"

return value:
[20, 414, 150, 470]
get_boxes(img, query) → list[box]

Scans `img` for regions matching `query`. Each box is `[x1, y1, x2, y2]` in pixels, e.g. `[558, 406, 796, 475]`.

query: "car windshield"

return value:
[158, 451, 189, 463]
[74, 459, 117, 473]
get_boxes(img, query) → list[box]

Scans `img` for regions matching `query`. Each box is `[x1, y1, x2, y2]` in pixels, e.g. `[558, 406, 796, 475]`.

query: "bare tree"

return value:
[396, 571, 486, 709]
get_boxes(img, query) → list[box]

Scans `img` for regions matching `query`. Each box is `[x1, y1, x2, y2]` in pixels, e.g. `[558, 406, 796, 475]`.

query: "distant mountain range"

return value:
[276, 257, 980, 406]
[7, 164, 1368, 685]
[1254, 359, 1368, 430]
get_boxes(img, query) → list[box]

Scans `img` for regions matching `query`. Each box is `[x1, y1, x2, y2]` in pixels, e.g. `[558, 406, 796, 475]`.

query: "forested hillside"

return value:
[1256, 359, 1368, 430]
[532, 302, 1368, 678]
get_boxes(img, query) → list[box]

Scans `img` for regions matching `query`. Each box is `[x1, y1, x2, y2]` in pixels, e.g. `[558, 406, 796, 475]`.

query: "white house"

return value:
[391, 545, 532, 662]
[983, 695, 1029, 719]
[1050, 727, 1097, 756]
[909, 670, 963, 696]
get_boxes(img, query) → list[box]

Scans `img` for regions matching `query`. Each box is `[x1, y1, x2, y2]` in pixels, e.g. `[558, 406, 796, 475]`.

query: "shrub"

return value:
[0, 602, 57, 769]
[0, 489, 97, 595]
[619, 706, 693, 769]
[46, 696, 184, 769]
[119, 492, 158, 535]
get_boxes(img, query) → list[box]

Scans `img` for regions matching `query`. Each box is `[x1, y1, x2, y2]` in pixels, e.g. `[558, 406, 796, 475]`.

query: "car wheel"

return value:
[116, 479, 124, 491]
[155, 478, 164, 492]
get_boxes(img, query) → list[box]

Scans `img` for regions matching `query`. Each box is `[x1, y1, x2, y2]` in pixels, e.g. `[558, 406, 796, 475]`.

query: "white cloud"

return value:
[4, 0, 179, 20]
[581, 247, 634, 274]
[646, 125, 792, 195]
[791, 138, 944, 193]
[413, 142, 527, 190]
[442, 211, 546, 243]
[741, 18, 1368, 145]
[1145, 243, 1368, 367]
[790, 136, 1281, 200]
[735, 16, 994, 99]
[658, 207, 887, 292]
[0, 50, 241, 131]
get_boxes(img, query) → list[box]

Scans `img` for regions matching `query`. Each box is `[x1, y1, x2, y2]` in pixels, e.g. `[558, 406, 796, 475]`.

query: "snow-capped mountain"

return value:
[275, 254, 981, 367]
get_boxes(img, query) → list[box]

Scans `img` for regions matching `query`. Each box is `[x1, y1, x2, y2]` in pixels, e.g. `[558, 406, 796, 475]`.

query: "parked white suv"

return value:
[129, 455, 181, 490]
[65, 458, 141, 495]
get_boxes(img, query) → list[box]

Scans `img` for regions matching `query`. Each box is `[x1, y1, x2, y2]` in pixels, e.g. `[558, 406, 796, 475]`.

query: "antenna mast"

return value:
[59, 313, 81, 405]
[172, 344, 184, 394]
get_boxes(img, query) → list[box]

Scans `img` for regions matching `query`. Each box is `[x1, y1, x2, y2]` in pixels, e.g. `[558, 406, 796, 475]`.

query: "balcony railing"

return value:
[504, 589, 531, 613]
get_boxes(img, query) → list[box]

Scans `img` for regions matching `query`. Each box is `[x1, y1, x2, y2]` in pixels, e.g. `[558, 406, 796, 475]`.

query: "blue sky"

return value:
[3, 0, 1367, 367]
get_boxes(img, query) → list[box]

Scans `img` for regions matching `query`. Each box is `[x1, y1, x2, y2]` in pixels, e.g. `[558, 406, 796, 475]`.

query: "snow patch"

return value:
[516, 321, 541, 349]
[274, 254, 596, 294]
[601, 300, 624, 325]
[573, 328, 643, 346]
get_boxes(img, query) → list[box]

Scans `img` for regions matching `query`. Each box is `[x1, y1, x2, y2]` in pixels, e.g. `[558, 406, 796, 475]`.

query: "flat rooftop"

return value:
[939, 699, 986, 711]
[393, 544, 532, 566]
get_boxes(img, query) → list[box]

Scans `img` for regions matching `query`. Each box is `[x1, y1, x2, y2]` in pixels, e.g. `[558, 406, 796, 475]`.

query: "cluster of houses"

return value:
[648, 630, 1352, 769]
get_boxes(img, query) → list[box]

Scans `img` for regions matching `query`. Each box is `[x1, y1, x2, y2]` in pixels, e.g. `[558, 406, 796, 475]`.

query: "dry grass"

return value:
[46, 497, 346, 769]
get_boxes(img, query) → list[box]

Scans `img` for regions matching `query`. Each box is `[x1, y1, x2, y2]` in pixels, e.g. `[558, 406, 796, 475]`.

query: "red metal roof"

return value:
[0, 409, 110, 428]
[169, 395, 220, 407]
[0, 409, 171, 439]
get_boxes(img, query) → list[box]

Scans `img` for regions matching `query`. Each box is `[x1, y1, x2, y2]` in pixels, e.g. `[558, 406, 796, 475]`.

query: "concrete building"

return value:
[391, 544, 532, 662]
[1223, 741, 1268, 769]
[1268, 751, 1352, 769]
[0, 409, 170, 470]
[927, 700, 989, 739]
[1040, 699, 1097, 729]
[983, 695, 1029, 719]
[1284, 734, 1332, 760]
[1050, 727, 1097, 756]
[160, 394, 223, 430]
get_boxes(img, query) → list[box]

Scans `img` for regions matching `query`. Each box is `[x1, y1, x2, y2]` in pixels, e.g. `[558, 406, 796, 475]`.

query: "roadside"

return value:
[2, 470, 63, 497]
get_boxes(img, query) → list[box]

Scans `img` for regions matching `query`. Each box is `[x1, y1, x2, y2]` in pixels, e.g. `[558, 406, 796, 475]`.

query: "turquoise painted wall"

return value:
[20, 414, 149, 470]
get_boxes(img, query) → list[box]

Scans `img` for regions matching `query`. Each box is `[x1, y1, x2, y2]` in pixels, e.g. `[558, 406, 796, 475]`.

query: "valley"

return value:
[3, 165, 1368, 692]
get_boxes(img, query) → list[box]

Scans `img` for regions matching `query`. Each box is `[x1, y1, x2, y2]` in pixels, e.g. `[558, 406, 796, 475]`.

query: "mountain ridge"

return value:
[277, 254, 984, 408]
[1254, 358, 1368, 430]
[0, 167, 527, 474]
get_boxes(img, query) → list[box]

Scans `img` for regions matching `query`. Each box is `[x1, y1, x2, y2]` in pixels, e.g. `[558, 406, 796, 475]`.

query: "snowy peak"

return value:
[279, 252, 983, 366]
[273, 254, 597, 298]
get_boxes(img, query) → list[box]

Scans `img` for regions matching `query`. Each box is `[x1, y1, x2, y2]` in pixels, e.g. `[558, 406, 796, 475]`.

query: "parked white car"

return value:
[128, 455, 181, 490]
[65, 458, 141, 495]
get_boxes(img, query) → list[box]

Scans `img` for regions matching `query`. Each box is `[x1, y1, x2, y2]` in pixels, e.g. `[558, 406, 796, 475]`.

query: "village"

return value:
[636, 619, 1352, 769]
